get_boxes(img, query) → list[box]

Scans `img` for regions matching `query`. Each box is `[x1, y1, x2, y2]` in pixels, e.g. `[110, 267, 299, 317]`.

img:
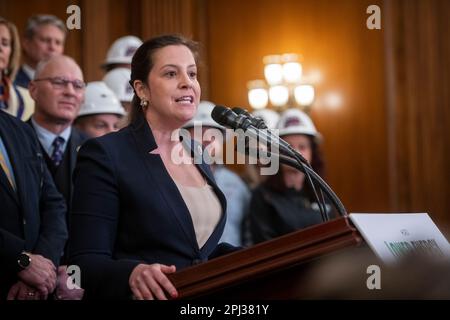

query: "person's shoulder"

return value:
[101, 125, 132, 144]
[71, 126, 89, 143]
[0, 111, 39, 148]
[14, 85, 35, 120]
[0, 110, 33, 134]
[13, 67, 30, 88]
[80, 125, 132, 154]
[251, 183, 273, 200]
[217, 167, 249, 189]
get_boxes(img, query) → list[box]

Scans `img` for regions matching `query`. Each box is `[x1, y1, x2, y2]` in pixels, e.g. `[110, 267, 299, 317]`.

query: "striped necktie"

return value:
[0, 147, 16, 190]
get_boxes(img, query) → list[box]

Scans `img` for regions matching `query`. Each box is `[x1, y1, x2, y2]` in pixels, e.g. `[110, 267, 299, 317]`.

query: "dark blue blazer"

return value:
[13, 67, 31, 89]
[27, 120, 88, 217]
[0, 111, 67, 297]
[68, 114, 232, 299]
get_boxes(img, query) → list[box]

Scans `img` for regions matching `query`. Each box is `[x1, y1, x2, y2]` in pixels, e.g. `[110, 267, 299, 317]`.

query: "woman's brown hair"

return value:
[0, 17, 21, 80]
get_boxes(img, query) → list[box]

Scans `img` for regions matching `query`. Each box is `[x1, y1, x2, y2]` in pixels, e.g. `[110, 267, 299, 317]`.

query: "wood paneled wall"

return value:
[0, 0, 201, 82]
[1, 0, 449, 226]
[205, 0, 390, 213]
[384, 0, 450, 227]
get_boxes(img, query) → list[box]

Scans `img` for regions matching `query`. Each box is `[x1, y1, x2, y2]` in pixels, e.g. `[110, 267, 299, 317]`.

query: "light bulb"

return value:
[248, 88, 269, 109]
[294, 84, 315, 106]
[283, 62, 302, 83]
[269, 85, 289, 107]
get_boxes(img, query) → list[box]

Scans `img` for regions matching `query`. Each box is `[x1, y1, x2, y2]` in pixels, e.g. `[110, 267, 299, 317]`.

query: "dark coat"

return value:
[68, 114, 232, 299]
[0, 111, 67, 297]
[247, 185, 324, 244]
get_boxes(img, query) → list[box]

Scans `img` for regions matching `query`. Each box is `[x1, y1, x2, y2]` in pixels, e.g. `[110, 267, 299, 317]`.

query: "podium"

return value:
[169, 216, 363, 299]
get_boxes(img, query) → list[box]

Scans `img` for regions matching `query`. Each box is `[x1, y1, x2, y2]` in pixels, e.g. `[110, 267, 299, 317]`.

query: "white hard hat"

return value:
[78, 81, 126, 118]
[103, 36, 142, 66]
[277, 108, 321, 139]
[252, 109, 280, 130]
[103, 68, 133, 102]
[183, 101, 224, 130]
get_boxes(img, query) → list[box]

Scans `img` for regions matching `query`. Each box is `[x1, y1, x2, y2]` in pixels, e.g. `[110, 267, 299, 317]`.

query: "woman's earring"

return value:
[140, 99, 149, 108]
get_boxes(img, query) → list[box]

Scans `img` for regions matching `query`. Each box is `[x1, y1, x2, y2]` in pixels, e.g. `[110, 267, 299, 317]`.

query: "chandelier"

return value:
[247, 53, 315, 111]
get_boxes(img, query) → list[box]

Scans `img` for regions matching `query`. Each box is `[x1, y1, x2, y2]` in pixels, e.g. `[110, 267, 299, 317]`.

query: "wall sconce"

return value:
[247, 53, 315, 112]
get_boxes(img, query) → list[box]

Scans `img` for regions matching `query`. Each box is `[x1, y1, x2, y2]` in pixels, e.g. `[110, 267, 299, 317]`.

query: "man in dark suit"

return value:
[28, 55, 87, 223]
[0, 110, 67, 300]
[27, 55, 87, 299]
[14, 15, 67, 89]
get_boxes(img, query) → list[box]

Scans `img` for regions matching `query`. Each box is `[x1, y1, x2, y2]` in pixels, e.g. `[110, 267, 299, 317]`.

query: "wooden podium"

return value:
[169, 216, 364, 299]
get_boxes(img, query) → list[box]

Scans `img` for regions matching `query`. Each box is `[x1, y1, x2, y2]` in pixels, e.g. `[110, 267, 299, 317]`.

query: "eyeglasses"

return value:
[34, 77, 86, 91]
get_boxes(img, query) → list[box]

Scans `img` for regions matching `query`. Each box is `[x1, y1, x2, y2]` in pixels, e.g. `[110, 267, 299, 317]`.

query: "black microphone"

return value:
[232, 107, 268, 129]
[212, 105, 313, 168]
[211, 105, 296, 158]
[212, 106, 338, 219]
[211, 105, 253, 130]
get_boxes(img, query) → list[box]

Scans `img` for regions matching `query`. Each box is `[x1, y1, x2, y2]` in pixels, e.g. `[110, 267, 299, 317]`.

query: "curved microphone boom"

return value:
[211, 105, 348, 219]
[230, 107, 328, 219]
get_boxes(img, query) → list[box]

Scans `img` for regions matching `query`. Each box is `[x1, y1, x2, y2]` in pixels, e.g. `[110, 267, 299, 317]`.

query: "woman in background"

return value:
[0, 17, 34, 120]
[246, 108, 326, 245]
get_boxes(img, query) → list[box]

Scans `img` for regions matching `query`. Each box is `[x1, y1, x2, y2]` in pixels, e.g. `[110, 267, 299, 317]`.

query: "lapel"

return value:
[0, 115, 26, 206]
[130, 115, 197, 251]
[130, 115, 226, 254]
[0, 163, 19, 203]
[195, 161, 227, 255]
[69, 128, 84, 175]
[180, 133, 227, 254]
[0, 113, 41, 247]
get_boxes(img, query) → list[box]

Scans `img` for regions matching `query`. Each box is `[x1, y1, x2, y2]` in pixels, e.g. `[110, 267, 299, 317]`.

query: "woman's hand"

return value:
[129, 263, 178, 300]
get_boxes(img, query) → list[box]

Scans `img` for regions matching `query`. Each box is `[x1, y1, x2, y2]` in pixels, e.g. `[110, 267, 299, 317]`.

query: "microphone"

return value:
[211, 105, 295, 159]
[232, 107, 268, 129]
[211, 105, 253, 130]
[212, 106, 345, 219]
[232, 106, 311, 167]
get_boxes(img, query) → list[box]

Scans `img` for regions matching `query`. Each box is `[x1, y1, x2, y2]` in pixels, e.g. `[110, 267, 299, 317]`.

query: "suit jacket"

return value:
[27, 120, 87, 217]
[13, 67, 31, 89]
[68, 114, 232, 299]
[0, 111, 67, 297]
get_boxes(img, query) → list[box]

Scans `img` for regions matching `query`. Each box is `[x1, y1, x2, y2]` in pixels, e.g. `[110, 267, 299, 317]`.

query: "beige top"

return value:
[174, 181, 222, 248]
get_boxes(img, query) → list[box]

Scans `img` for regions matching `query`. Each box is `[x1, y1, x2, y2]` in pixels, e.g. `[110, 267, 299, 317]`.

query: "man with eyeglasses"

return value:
[15, 15, 67, 89]
[27, 55, 86, 299]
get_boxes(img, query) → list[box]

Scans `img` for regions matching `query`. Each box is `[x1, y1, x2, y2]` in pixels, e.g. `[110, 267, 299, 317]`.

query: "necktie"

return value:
[51, 136, 65, 167]
[0, 147, 16, 190]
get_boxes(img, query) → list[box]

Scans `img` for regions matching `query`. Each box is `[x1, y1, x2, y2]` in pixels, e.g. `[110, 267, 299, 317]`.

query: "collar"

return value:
[130, 112, 159, 153]
[22, 64, 35, 80]
[31, 117, 71, 156]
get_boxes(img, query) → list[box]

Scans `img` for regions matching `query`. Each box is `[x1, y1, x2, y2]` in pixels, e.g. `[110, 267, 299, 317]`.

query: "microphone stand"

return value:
[249, 147, 348, 218]
[212, 105, 347, 219]
[278, 153, 347, 218]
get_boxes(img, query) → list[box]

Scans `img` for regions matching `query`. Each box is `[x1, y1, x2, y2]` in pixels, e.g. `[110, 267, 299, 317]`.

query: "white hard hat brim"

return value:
[279, 128, 323, 142]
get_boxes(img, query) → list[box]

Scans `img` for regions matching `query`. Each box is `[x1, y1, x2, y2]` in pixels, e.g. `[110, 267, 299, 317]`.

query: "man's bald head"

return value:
[30, 55, 85, 131]
[34, 55, 83, 80]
